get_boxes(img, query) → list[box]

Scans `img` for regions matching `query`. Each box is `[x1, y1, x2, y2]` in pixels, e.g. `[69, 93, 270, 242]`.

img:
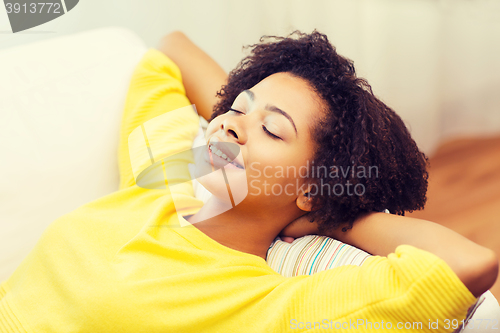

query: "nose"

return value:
[220, 116, 247, 144]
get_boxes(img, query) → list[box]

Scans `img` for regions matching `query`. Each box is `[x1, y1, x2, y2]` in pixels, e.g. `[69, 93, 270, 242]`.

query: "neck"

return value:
[187, 197, 301, 259]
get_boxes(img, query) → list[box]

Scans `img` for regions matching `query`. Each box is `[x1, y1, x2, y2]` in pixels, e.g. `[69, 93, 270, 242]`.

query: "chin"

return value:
[197, 168, 249, 208]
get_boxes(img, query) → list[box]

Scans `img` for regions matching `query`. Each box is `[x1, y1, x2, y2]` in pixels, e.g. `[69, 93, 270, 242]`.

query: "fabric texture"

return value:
[266, 235, 371, 277]
[0, 48, 477, 333]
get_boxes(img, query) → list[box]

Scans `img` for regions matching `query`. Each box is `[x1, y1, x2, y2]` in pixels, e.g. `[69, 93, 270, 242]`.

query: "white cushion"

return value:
[0, 27, 147, 280]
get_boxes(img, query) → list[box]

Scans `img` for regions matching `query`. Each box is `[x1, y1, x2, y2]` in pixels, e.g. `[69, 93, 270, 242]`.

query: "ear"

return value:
[296, 185, 314, 212]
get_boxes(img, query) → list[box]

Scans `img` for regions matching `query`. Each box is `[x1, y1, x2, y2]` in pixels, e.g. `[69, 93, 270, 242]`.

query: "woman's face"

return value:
[200, 72, 325, 212]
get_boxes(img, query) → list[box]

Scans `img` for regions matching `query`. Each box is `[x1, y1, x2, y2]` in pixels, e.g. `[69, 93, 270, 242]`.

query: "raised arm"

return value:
[331, 213, 498, 297]
[281, 212, 498, 298]
[157, 31, 228, 121]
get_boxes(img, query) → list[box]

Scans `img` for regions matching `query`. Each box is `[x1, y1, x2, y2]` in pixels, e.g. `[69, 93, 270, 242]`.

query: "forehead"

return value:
[246, 72, 324, 133]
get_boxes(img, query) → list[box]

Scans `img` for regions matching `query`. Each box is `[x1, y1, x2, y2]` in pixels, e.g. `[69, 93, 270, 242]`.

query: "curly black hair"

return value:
[211, 30, 429, 234]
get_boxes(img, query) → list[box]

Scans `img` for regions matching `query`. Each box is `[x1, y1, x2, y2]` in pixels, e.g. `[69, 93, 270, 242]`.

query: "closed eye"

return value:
[229, 108, 281, 140]
[262, 125, 282, 140]
[228, 108, 245, 115]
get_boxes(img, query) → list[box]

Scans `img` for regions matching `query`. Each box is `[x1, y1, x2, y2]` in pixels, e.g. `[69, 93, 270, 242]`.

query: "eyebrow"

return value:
[243, 89, 298, 136]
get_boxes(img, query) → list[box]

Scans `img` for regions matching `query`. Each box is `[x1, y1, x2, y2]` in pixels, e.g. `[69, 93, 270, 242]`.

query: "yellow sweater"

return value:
[0, 49, 476, 333]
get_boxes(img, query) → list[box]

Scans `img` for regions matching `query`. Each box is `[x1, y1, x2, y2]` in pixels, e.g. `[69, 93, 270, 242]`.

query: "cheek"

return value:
[250, 146, 310, 174]
[247, 150, 310, 194]
[205, 121, 219, 140]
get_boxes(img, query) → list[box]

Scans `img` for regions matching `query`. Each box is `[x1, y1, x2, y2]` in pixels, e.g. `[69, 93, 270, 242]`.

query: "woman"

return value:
[0, 30, 497, 332]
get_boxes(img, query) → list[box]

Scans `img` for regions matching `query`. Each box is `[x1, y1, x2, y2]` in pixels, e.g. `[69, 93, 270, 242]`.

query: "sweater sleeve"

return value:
[276, 245, 478, 332]
[118, 48, 200, 190]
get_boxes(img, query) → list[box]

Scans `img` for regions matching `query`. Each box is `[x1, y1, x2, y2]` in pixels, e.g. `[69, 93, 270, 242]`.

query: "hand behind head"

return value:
[279, 212, 320, 243]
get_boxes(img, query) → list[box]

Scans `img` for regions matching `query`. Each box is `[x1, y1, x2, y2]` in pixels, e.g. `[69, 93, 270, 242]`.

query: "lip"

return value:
[207, 137, 245, 169]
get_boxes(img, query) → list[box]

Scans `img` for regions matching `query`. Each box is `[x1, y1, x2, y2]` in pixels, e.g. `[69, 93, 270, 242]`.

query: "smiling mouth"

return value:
[208, 143, 244, 169]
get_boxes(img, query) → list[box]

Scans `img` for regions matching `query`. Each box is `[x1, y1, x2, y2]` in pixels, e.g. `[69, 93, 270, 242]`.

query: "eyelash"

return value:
[228, 108, 282, 140]
[228, 108, 244, 114]
[262, 125, 281, 140]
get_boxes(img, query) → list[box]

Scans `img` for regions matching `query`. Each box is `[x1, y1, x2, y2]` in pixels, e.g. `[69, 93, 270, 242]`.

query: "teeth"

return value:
[209, 144, 234, 164]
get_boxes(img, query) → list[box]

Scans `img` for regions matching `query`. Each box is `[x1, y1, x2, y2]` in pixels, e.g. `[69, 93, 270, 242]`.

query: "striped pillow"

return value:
[266, 235, 371, 277]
